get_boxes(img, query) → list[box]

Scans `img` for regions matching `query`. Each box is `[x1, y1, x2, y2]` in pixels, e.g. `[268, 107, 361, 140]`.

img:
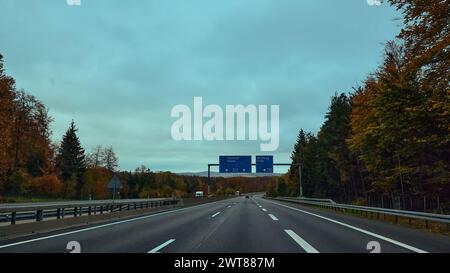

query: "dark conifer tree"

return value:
[56, 120, 86, 194]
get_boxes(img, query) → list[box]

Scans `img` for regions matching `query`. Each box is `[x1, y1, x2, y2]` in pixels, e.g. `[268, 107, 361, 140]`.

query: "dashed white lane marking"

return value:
[265, 199, 428, 253]
[227, 205, 232, 208]
[211, 212, 221, 218]
[148, 239, 175, 253]
[268, 214, 279, 221]
[262, 208, 267, 212]
[285, 230, 319, 253]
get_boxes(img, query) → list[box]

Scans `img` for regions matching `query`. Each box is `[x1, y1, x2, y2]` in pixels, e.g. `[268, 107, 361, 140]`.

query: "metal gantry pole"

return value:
[207, 164, 211, 197]
[299, 163, 303, 198]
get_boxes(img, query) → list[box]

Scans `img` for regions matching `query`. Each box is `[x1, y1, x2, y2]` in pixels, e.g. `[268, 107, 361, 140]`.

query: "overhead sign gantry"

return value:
[207, 156, 302, 197]
[219, 156, 252, 173]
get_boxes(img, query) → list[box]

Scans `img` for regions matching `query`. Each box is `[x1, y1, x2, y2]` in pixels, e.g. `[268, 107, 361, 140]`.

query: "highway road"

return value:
[0, 195, 449, 253]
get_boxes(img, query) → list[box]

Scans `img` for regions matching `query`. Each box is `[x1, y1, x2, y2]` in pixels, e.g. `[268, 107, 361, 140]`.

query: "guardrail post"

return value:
[11, 212, 16, 225]
[146, 202, 149, 208]
[36, 210, 43, 221]
[119, 205, 122, 212]
[140, 203, 143, 209]
[93, 206, 97, 215]
[79, 207, 82, 216]
[88, 206, 92, 215]
[127, 204, 130, 210]
[100, 206, 103, 214]
[61, 208, 65, 219]
[57, 208, 61, 219]
[134, 204, 137, 210]
[74, 207, 78, 217]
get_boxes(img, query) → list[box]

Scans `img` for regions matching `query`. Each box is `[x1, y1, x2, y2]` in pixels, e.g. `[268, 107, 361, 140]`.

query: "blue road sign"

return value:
[219, 156, 252, 173]
[256, 156, 273, 173]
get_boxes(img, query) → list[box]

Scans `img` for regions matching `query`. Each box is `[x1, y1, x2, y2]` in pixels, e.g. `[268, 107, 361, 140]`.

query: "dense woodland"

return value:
[268, 0, 449, 213]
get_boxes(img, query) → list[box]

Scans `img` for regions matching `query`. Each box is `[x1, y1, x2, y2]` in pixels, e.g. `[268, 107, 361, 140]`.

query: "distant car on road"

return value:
[195, 191, 204, 198]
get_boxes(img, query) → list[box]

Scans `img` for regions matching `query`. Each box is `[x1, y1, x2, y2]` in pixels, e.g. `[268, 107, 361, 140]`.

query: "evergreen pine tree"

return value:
[56, 120, 86, 195]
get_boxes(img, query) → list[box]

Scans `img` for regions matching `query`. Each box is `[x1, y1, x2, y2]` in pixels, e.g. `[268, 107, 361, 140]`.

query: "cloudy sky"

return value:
[0, 0, 401, 172]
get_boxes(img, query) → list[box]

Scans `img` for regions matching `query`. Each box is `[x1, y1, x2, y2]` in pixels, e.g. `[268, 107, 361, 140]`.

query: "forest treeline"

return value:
[268, 0, 449, 212]
[119, 167, 272, 199]
[0, 60, 270, 201]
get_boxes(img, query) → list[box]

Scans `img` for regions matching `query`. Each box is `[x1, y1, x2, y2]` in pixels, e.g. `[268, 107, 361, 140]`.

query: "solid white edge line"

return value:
[211, 212, 221, 218]
[264, 199, 428, 253]
[268, 214, 279, 221]
[0, 198, 234, 249]
[147, 239, 175, 253]
[285, 230, 319, 253]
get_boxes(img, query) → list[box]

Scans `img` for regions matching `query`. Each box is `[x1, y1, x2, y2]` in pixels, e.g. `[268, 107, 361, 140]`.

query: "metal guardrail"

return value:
[271, 197, 450, 226]
[295, 197, 336, 204]
[0, 198, 181, 225]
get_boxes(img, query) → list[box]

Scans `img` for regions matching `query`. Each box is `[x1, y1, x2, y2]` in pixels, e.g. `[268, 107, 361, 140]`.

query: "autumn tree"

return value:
[86, 145, 104, 168]
[349, 42, 449, 208]
[102, 146, 118, 172]
[0, 54, 15, 192]
[0, 54, 55, 198]
[388, 0, 450, 90]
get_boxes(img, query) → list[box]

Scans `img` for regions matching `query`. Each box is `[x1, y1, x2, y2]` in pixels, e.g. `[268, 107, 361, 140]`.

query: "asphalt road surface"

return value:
[0, 195, 449, 253]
